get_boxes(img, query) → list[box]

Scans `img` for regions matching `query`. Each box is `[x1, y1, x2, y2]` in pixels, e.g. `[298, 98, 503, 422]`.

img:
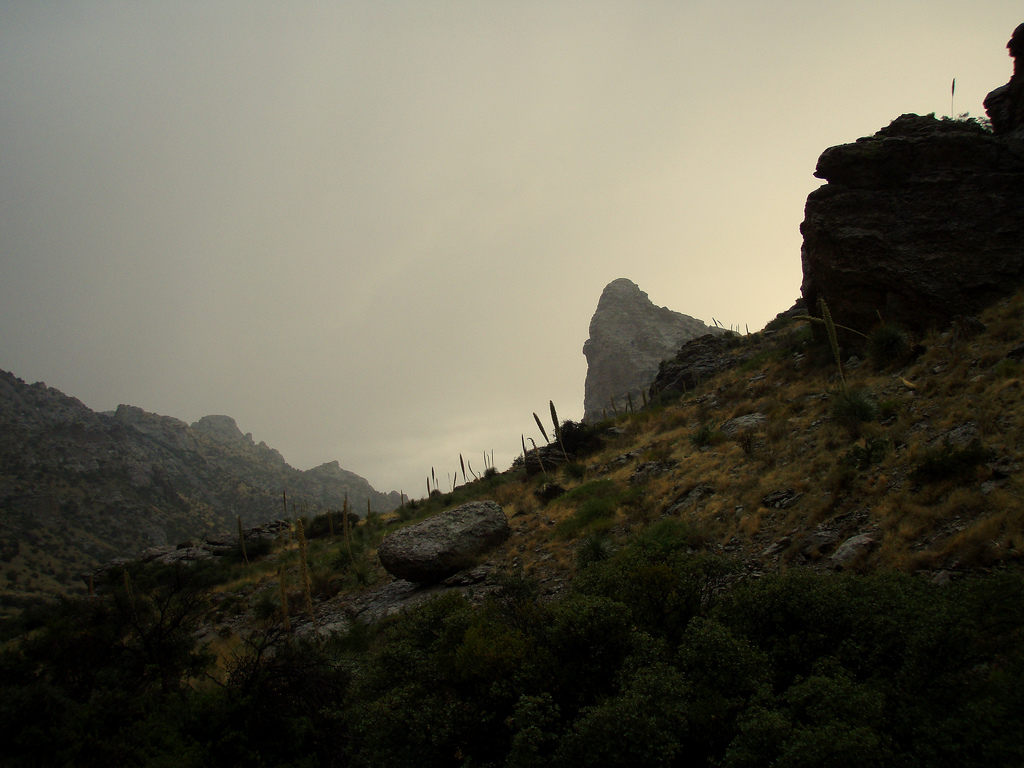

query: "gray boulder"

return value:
[377, 501, 510, 583]
[721, 413, 767, 438]
[829, 533, 877, 570]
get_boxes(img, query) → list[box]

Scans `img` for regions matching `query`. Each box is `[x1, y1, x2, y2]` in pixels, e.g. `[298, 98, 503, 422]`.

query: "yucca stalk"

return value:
[819, 297, 845, 387]
[343, 501, 354, 565]
[460, 453, 467, 484]
[277, 562, 291, 632]
[237, 515, 249, 565]
[528, 437, 546, 473]
[123, 570, 138, 624]
[609, 395, 619, 416]
[627, 392, 635, 414]
[533, 412, 550, 443]
[550, 400, 569, 461]
[296, 519, 315, 626]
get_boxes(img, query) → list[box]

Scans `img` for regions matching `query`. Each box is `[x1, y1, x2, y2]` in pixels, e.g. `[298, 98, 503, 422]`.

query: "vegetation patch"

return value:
[913, 439, 992, 484]
[829, 386, 878, 432]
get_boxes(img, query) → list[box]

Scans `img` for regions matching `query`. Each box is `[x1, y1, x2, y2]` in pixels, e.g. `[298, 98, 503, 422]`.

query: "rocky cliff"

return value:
[0, 369, 402, 599]
[800, 113, 1024, 342]
[582, 278, 715, 421]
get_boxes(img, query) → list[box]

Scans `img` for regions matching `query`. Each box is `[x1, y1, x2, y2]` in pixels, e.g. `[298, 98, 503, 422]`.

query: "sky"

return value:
[1, 1, 1018, 497]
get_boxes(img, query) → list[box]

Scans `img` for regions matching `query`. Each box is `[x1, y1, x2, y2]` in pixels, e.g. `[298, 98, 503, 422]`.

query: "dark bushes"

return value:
[3, 547, 1023, 767]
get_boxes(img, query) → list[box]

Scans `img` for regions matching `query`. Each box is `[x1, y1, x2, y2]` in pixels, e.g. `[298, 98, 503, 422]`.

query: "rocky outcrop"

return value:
[377, 501, 510, 583]
[800, 113, 1024, 342]
[583, 278, 714, 421]
[983, 23, 1024, 142]
[648, 333, 737, 401]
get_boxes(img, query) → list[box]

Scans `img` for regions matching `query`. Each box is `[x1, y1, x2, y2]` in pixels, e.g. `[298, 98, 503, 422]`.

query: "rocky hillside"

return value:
[0, 372, 402, 602]
[62, 282, 1024, 636]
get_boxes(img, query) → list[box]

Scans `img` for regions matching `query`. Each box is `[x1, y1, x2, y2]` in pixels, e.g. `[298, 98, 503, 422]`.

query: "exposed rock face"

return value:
[800, 113, 1024, 342]
[983, 23, 1024, 140]
[583, 278, 714, 421]
[377, 500, 510, 583]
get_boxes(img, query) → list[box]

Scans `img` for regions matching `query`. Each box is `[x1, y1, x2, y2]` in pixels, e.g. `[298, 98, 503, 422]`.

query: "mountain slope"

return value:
[0, 371, 401, 601]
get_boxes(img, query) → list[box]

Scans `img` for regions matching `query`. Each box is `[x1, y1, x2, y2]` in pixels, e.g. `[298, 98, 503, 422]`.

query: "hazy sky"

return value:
[1, 2, 1017, 496]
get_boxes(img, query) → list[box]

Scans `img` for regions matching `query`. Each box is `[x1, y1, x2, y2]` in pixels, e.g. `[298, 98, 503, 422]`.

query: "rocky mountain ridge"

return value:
[0, 369, 402, 601]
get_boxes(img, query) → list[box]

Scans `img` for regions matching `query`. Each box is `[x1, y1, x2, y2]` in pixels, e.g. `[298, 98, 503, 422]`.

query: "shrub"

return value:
[307, 510, 359, 539]
[563, 462, 587, 481]
[764, 314, 793, 332]
[912, 439, 992, 483]
[993, 358, 1021, 378]
[252, 591, 280, 622]
[829, 387, 877, 433]
[573, 547, 737, 645]
[737, 429, 758, 456]
[556, 497, 617, 539]
[868, 322, 911, 367]
[635, 517, 709, 554]
[558, 420, 606, 458]
[551, 663, 689, 767]
[843, 435, 892, 470]
[691, 422, 723, 448]
[576, 533, 616, 568]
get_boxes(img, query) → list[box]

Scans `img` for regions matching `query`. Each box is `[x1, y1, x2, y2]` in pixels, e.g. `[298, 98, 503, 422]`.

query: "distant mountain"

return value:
[0, 369, 402, 599]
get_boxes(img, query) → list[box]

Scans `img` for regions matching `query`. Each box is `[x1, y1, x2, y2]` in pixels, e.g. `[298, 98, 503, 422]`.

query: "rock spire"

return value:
[582, 278, 713, 421]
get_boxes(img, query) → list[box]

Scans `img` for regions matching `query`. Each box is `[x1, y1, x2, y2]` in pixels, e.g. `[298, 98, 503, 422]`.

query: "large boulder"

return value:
[800, 113, 1024, 343]
[583, 278, 714, 421]
[377, 501, 510, 583]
